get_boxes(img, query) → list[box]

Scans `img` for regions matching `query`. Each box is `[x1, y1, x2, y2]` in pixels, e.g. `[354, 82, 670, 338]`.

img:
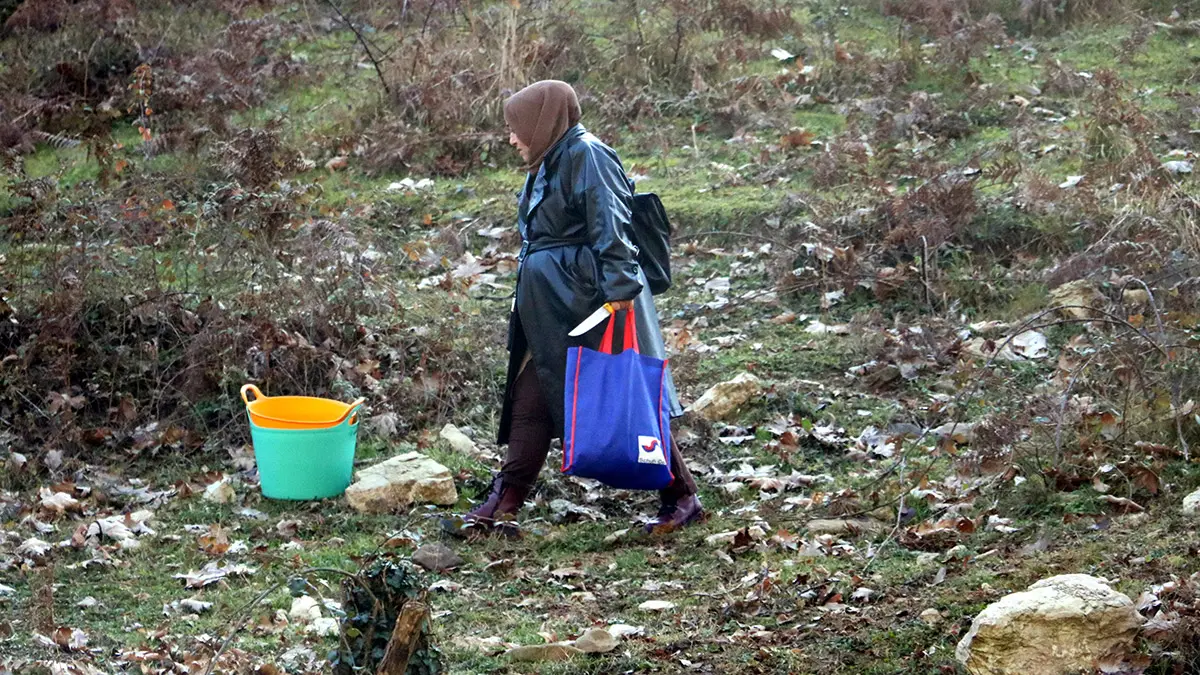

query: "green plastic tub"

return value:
[248, 406, 361, 500]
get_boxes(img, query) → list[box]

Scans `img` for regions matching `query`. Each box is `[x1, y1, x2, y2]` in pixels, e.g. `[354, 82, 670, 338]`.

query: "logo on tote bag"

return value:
[637, 436, 667, 465]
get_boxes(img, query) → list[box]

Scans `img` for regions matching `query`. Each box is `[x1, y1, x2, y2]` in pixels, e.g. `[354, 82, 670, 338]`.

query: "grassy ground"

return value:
[3, 1, 1200, 674]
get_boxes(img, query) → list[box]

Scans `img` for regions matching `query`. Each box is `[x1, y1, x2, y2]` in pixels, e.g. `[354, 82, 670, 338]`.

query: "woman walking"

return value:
[444, 80, 702, 537]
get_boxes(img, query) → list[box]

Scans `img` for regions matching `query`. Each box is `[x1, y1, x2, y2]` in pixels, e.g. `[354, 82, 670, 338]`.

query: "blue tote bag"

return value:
[562, 309, 674, 490]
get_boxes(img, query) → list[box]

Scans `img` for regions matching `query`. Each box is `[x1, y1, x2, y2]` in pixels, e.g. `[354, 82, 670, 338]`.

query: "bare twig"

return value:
[323, 0, 393, 97]
[862, 450, 907, 573]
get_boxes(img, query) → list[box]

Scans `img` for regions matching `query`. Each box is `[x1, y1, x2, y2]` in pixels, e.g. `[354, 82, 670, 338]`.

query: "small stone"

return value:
[607, 624, 645, 638]
[573, 628, 618, 653]
[916, 552, 940, 566]
[1122, 288, 1150, 305]
[919, 608, 942, 626]
[345, 452, 457, 514]
[886, 422, 924, 438]
[412, 543, 464, 572]
[686, 373, 763, 421]
[1182, 488, 1200, 516]
[1049, 279, 1106, 321]
[942, 545, 970, 562]
[805, 518, 884, 537]
[506, 643, 583, 662]
[306, 617, 339, 636]
[439, 424, 478, 456]
[867, 507, 895, 523]
[289, 595, 321, 623]
[638, 600, 676, 612]
[863, 364, 901, 389]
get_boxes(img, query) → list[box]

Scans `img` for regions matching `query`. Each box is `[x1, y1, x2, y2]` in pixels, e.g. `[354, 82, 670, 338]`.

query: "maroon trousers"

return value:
[500, 363, 697, 500]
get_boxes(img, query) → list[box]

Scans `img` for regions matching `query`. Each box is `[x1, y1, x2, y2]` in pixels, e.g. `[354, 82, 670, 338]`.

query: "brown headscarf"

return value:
[503, 80, 581, 171]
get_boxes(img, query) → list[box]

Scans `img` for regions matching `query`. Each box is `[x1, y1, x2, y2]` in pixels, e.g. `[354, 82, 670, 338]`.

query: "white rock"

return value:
[1183, 488, 1200, 516]
[956, 574, 1142, 675]
[289, 595, 322, 623]
[919, 608, 942, 626]
[179, 598, 213, 614]
[686, 373, 763, 421]
[439, 424, 478, 456]
[1122, 288, 1150, 305]
[344, 452, 458, 514]
[306, 617, 340, 637]
[385, 177, 435, 193]
[1010, 331, 1048, 360]
[638, 600, 676, 612]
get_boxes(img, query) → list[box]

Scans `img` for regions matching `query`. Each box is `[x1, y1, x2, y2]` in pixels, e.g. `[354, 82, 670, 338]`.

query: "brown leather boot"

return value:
[644, 493, 704, 534]
[442, 474, 530, 538]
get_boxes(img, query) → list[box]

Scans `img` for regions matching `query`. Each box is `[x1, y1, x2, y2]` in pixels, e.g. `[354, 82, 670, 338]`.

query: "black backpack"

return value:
[628, 189, 673, 295]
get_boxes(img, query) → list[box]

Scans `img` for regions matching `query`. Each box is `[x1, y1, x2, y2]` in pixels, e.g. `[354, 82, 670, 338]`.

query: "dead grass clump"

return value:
[878, 173, 978, 253]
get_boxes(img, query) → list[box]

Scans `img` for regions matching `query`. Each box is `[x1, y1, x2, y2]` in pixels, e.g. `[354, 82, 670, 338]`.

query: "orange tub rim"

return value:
[240, 384, 364, 427]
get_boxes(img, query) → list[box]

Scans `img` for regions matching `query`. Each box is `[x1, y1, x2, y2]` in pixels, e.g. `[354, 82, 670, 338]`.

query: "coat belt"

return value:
[519, 237, 590, 263]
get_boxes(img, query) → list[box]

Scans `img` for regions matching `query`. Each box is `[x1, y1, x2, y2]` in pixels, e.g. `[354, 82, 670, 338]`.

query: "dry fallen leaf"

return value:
[18, 537, 53, 558]
[174, 561, 257, 588]
[198, 524, 231, 556]
[39, 487, 80, 515]
[202, 477, 235, 504]
[51, 626, 89, 652]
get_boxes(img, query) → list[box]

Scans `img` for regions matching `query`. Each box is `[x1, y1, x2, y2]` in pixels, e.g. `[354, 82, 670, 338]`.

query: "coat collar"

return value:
[524, 124, 587, 221]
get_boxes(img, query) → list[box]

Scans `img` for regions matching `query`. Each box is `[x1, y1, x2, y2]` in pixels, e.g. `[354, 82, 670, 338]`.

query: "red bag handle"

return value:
[599, 308, 639, 354]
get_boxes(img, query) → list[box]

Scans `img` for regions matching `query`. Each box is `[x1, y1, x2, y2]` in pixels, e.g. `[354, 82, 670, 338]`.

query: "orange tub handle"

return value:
[240, 384, 265, 407]
[340, 398, 366, 426]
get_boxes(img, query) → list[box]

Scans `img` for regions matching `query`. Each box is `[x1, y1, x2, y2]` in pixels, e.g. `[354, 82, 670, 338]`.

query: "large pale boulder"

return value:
[345, 452, 457, 514]
[1183, 488, 1200, 516]
[687, 372, 763, 421]
[956, 574, 1143, 675]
